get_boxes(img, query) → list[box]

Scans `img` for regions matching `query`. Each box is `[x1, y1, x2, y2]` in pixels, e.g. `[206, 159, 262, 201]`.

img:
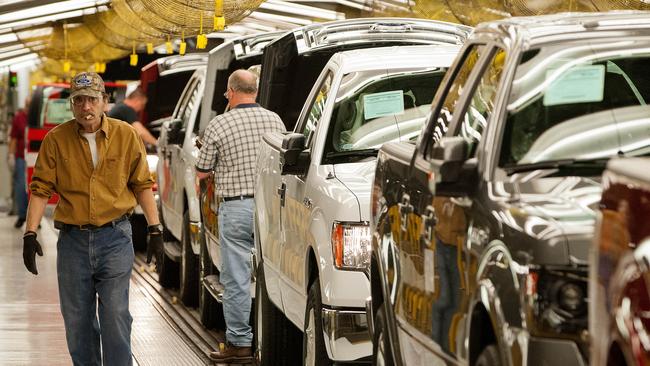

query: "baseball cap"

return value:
[70, 72, 106, 98]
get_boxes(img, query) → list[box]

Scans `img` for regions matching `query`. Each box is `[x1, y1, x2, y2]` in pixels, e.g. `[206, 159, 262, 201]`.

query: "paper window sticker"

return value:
[543, 65, 605, 106]
[363, 90, 405, 120]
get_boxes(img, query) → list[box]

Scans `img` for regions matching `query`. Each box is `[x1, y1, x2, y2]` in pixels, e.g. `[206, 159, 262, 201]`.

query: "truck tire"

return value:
[198, 227, 223, 329]
[475, 344, 501, 366]
[179, 211, 199, 307]
[156, 241, 179, 289]
[156, 203, 179, 288]
[130, 215, 147, 252]
[372, 304, 394, 366]
[255, 263, 302, 366]
[303, 280, 332, 366]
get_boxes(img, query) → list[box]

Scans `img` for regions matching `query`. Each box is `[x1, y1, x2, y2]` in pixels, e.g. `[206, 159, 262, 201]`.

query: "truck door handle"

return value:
[398, 194, 412, 232]
[421, 205, 437, 243]
[277, 183, 286, 207]
[303, 197, 312, 209]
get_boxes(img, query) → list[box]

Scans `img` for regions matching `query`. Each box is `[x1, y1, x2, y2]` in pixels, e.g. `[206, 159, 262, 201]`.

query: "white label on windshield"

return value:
[543, 65, 605, 106]
[363, 90, 404, 120]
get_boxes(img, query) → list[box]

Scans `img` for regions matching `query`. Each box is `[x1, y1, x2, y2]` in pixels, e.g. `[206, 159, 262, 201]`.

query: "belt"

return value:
[221, 195, 254, 202]
[54, 214, 130, 231]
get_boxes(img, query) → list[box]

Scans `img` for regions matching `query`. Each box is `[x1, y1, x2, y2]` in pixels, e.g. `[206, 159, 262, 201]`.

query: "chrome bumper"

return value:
[321, 307, 372, 361]
[528, 336, 586, 366]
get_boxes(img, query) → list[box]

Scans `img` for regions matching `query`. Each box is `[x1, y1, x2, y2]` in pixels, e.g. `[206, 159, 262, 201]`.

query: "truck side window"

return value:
[429, 45, 486, 148]
[300, 71, 333, 147]
[182, 83, 200, 130]
[459, 48, 506, 157]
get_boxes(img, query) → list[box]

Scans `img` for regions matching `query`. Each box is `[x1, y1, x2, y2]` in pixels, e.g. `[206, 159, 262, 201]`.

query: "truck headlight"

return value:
[526, 267, 588, 335]
[558, 282, 585, 313]
[331, 221, 371, 270]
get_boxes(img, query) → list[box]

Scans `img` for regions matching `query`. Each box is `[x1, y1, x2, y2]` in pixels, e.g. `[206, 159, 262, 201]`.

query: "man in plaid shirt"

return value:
[196, 69, 285, 363]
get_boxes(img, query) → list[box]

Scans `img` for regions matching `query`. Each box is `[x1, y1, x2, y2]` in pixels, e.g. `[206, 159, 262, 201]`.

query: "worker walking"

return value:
[22, 72, 163, 366]
[8, 98, 30, 228]
[196, 69, 285, 363]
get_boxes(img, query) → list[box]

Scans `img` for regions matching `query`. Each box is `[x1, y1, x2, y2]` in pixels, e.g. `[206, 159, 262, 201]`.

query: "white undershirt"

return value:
[82, 131, 99, 168]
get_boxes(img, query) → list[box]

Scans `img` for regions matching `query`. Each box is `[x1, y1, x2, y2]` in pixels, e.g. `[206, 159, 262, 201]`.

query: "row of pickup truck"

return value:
[153, 12, 650, 366]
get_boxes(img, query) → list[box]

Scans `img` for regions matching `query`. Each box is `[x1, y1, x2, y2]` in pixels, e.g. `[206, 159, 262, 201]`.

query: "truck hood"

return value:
[332, 160, 377, 222]
[494, 175, 602, 265]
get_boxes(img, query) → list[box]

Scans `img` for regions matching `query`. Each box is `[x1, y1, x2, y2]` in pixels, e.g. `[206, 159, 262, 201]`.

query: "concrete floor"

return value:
[0, 212, 208, 365]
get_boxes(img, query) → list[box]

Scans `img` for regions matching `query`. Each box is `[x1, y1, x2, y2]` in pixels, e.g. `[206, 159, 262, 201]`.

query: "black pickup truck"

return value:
[367, 11, 650, 366]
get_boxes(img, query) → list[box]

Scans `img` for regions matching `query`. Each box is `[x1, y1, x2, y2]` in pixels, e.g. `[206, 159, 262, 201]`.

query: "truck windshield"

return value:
[500, 41, 650, 171]
[323, 67, 446, 164]
[41, 86, 73, 126]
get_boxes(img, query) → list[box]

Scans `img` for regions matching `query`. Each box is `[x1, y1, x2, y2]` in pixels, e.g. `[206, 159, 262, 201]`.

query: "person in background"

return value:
[107, 86, 157, 146]
[195, 69, 285, 363]
[8, 97, 30, 228]
[22, 72, 163, 366]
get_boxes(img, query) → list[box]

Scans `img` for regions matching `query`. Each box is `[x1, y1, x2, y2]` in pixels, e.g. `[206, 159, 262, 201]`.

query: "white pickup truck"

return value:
[253, 18, 469, 366]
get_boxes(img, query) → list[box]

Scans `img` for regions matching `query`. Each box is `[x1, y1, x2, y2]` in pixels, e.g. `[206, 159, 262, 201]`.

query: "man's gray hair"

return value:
[228, 69, 258, 94]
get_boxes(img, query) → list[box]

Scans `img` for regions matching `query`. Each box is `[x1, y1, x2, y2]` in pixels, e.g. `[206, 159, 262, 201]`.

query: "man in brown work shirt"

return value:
[22, 72, 163, 366]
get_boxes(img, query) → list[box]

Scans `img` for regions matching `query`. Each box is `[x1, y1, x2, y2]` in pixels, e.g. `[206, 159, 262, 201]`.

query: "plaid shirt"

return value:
[196, 104, 285, 197]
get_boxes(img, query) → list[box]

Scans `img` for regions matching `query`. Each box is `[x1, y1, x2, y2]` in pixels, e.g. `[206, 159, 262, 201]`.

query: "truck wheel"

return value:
[130, 215, 147, 252]
[255, 263, 301, 366]
[372, 304, 394, 366]
[179, 211, 199, 307]
[303, 280, 332, 366]
[475, 344, 501, 366]
[198, 227, 223, 329]
[156, 240, 179, 289]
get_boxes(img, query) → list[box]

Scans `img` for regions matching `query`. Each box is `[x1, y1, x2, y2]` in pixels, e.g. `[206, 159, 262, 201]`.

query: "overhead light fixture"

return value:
[0, 0, 109, 24]
[0, 32, 17, 43]
[261, 0, 343, 21]
[0, 46, 31, 61]
[0, 43, 28, 53]
[10, 57, 41, 71]
[0, 6, 108, 30]
[0, 52, 38, 69]
[232, 21, 280, 33]
[247, 11, 314, 27]
[284, 0, 373, 12]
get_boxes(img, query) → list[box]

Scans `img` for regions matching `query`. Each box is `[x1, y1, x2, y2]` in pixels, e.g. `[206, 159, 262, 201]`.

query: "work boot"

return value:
[14, 217, 25, 228]
[208, 342, 252, 363]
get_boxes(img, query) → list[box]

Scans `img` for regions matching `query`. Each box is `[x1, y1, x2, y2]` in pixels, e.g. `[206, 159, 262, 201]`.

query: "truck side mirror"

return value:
[167, 118, 184, 145]
[430, 136, 477, 196]
[281, 133, 305, 166]
[280, 133, 309, 175]
[431, 136, 467, 182]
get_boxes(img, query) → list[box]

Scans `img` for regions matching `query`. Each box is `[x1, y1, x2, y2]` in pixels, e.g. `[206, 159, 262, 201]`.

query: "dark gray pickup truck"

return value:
[367, 11, 650, 366]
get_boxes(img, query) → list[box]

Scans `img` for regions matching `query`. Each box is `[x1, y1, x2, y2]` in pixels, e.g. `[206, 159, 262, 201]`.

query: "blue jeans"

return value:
[57, 219, 134, 366]
[431, 239, 461, 353]
[13, 157, 27, 218]
[218, 198, 254, 347]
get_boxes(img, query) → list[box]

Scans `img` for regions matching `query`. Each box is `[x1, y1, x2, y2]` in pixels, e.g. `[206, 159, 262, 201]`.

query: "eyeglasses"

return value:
[71, 95, 100, 106]
[223, 87, 231, 99]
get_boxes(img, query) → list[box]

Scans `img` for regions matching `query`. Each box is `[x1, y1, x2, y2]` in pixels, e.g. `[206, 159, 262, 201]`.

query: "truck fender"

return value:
[183, 160, 201, 256]
[304, 207, 329, 296]
[473, 240, 527, 365]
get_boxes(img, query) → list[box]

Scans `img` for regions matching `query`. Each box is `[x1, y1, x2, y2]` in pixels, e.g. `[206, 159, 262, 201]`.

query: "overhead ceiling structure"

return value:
[0, 0, 354, 76]
[1, 0, 648, 77]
